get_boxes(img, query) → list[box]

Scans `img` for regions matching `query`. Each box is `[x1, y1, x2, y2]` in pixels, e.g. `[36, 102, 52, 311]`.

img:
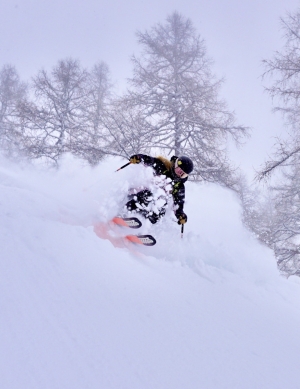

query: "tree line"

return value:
[242, 9, 300, 277]
[0, 60, 112, 165]
[0, 12, 248, 189]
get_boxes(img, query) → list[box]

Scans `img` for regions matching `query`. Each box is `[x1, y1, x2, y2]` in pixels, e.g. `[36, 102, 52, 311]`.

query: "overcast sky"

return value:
[1, 0, 299, 179]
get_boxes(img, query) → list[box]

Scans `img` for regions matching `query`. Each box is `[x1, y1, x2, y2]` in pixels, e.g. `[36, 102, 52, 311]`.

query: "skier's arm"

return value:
[173, 183, 188, 224]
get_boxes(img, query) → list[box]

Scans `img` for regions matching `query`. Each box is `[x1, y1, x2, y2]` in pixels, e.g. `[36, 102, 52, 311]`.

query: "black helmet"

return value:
[177, 156, 194, 174]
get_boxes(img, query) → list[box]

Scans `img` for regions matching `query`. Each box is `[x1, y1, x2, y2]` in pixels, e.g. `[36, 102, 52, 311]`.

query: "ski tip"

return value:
[112, 217, 129, 227]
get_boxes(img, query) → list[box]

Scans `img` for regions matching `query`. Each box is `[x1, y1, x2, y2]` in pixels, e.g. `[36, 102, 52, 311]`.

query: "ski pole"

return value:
[181, 224, 184, 238]
[115, 161, 131, 172]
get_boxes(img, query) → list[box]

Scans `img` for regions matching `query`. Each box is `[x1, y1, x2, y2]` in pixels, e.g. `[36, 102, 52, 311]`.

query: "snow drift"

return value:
[1, 155, 300, 389]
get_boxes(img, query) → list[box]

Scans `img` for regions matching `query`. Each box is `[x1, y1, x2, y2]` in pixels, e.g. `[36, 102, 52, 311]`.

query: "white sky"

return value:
[1, 0, 299, 179]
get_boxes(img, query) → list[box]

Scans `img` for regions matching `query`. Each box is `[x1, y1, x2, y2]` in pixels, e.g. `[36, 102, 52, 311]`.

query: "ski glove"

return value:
[177, 212, 187, 225]
[130, 155, 141, 164]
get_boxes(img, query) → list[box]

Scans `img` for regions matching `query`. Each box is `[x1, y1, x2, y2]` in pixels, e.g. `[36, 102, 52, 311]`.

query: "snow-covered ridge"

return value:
[1, 155, 300, 389]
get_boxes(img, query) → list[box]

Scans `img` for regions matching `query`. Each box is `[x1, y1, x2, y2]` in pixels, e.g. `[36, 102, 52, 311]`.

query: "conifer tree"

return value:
[119, 12, 248, 187]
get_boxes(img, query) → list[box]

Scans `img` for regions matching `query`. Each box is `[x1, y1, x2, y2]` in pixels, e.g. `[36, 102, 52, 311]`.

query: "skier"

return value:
[125, 154, 194, 225]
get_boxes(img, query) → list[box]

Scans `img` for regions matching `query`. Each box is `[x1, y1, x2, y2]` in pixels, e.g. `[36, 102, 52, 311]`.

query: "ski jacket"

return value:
[132, 154, 187, 217]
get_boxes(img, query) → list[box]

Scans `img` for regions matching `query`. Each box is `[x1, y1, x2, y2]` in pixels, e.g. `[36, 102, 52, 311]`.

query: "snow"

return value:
[1, 155, 300, 389]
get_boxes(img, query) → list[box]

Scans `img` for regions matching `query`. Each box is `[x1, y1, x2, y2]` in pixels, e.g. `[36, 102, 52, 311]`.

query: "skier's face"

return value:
[174, 159, 188, 178]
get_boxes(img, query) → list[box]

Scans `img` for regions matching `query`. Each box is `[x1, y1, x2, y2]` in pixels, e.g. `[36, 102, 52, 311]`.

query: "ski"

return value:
[125, 234, 156, 246]
[94, 217, 156, 247]
[111, 216, 142, 229]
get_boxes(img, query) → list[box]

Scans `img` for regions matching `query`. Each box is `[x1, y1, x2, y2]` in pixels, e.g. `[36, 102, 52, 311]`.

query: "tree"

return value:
[271, 164, 300, 277]
[21, 58, 111, 165]
[259, 9, 300, 179]
[71, 62, 112, 165]
[117, 12, 248, 187]
[20, 58, 89, 163]
[248, 9, 300, 276]
[0, 64, 27, 158]
[239, 180, 277, 251]
[241, 148, 300, 277]
[102, 100, 153, 158]
[244, 162, 300, 277]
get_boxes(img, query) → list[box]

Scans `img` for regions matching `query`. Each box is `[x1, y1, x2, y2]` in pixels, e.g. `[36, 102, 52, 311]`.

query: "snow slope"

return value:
[1, 155, 300, 389]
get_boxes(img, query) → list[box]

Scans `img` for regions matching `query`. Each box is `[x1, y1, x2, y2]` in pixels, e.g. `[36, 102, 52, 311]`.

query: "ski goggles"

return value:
[174, 159, 188, 178]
